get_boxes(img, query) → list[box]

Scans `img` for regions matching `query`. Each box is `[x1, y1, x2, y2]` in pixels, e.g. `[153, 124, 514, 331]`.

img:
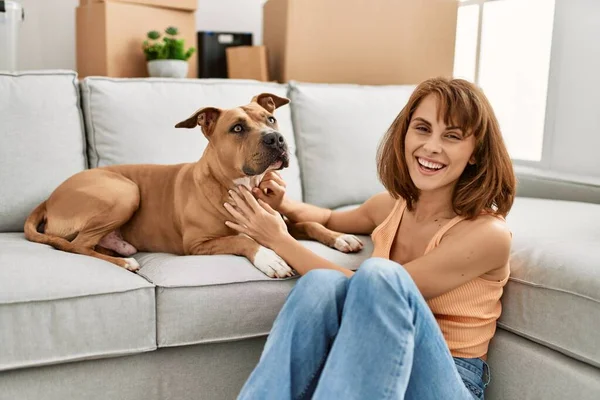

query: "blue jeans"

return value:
[238, 258, 491, 400]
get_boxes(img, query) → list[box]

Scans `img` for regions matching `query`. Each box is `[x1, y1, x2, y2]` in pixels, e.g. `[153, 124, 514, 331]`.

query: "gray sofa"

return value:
[0, 70, 599, 400]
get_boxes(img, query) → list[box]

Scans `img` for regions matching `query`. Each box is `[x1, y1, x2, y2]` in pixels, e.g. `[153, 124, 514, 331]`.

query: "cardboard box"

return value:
[226, 46, 269, 81]
[76, 1, 197, 78]
[78, 0, 196, 12]
[263, 0, 458, 85]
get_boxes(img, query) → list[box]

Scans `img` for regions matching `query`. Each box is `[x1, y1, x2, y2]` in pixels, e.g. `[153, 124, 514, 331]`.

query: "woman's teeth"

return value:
[417, 157, 445, 170]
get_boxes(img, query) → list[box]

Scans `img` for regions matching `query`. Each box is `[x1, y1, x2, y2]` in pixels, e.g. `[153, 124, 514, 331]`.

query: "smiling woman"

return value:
[377, 78, 515, 219]
[227, 77, 517, 400]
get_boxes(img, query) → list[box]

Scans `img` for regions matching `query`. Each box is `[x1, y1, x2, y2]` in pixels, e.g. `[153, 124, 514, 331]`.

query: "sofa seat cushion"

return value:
[135, 236, 373, 347]
[79, 77, 303, 201]
[0, 71, 87, 232]
[503, 197, 600, 367]
[0, 233, 156, 371]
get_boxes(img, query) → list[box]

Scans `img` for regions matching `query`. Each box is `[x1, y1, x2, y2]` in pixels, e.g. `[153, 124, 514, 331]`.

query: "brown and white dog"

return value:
[23, 93, 362, 278]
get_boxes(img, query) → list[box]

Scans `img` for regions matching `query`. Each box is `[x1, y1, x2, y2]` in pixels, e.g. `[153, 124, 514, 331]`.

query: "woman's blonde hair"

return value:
[377, 77, 516, 218]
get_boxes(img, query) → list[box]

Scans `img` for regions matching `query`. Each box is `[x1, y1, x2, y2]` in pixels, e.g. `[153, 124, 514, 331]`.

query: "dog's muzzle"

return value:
[264, 131, 289, 168]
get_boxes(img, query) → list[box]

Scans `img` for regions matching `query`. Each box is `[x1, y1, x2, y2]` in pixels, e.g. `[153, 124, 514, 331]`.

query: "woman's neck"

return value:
[411, 186, 456, 222]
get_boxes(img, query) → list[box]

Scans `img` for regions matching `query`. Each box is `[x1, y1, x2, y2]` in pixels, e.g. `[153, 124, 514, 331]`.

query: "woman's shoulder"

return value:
[364, 191, 402, 227]
[452, 213, 511, 246]
[446, 213, 512, 279]
[464, 212, 509, 228]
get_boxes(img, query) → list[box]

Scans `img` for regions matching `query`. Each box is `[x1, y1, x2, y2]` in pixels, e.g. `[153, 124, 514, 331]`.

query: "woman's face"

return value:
[404, 94, 476, 193]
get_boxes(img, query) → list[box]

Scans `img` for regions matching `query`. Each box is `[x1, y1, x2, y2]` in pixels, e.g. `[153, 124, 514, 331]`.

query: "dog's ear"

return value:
[251, 93, 290, 113]
[175, 107, 222, 137]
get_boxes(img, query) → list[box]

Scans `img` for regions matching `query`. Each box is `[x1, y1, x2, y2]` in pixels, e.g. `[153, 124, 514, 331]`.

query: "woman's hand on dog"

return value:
[252, 171, 287, 212]
[224, 186, 290, 248]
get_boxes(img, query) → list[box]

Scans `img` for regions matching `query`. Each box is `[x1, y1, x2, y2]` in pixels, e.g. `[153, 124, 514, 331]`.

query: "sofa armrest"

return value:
[514, 165, 600, 204]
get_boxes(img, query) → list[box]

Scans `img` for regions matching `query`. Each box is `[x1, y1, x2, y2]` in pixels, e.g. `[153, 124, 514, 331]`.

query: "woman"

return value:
[224, 77, 516, 399]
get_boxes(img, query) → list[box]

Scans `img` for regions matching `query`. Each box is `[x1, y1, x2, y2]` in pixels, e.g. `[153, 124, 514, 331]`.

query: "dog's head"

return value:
[175, 93, 290, 178]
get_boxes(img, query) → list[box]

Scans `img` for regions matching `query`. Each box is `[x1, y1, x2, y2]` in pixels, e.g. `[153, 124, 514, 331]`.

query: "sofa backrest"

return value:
[80, 77, 303, 201]
[0, 71, 87, 232]
[514, 165, 600, 204]
[4, 71, 598, 236]
[288, 81, 416, 209]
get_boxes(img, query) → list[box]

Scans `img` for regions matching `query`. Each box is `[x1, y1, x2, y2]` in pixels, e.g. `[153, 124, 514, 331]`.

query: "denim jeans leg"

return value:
[237, 269, 349, 400]
[454, 357, 489, 399]
[311, 258, 476, 400]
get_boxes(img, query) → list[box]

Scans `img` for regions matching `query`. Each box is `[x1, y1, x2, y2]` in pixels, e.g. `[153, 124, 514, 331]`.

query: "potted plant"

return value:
[142, 26, 195, 78]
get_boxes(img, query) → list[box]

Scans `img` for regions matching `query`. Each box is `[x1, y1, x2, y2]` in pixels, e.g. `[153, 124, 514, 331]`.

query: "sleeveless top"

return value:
[371, 199, 510, 358]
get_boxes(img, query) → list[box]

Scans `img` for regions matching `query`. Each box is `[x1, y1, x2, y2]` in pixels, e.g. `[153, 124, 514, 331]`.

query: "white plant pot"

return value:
[147, 59, 189, 78]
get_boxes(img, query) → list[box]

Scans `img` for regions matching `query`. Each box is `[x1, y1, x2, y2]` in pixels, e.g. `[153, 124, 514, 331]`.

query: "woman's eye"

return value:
[268, 116, 276, 124]
[232, 124, 244, 133]
[446, 133, 461, 140]
[416, 125, 428, 132]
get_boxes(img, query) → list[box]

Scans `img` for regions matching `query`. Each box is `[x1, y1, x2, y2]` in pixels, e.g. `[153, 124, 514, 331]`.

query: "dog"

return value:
[23, 93, 363, 278]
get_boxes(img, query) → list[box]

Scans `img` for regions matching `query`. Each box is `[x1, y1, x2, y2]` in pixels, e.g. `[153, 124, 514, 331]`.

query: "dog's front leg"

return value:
[187, 235, 295, 278]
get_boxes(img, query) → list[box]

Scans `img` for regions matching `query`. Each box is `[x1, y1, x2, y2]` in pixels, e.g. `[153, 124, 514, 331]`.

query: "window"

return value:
[453, 0, 556, 162]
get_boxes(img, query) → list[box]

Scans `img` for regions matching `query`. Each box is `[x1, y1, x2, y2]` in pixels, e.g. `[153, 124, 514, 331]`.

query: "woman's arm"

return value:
[271, 234, 355, 277]
[278, 198, 332, 225]
[253, 172, 396, 235]
[280, 192, 395, 235]
[404, 216, 512, 300]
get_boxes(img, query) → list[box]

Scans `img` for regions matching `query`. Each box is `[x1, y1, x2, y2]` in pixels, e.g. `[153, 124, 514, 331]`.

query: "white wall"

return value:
[15, 0, 264, 71]
[17, 0, 79, 70]
[543, 0, 600, 176]
[196, 0, 263, 45]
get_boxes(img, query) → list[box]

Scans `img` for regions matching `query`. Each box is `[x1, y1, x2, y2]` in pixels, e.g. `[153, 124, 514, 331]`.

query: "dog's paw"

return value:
[333, 234, 364, 253]
[123, 257, 140, 272]
[253, 246, 294, 278]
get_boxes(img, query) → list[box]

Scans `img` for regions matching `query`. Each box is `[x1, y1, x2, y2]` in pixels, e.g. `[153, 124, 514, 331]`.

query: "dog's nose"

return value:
[262, 132, 286, 149]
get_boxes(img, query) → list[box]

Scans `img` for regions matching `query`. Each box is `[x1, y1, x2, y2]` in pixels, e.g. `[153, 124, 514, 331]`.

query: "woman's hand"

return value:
[224, 186, 291, 249]
[251, 171, 288, 212]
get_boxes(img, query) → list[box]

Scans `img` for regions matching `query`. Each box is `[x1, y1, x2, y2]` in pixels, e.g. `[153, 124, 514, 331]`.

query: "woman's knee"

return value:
[296, 269, 348, 295]
[353, 258, 417, 294]
[288, 269, 349, 311]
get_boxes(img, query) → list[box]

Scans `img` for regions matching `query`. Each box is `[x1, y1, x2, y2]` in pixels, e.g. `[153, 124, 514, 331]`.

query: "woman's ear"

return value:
[468, 154, 477, 165]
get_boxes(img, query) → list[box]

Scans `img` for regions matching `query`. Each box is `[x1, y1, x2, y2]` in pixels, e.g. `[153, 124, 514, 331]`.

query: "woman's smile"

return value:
[415, 156, 447, 175]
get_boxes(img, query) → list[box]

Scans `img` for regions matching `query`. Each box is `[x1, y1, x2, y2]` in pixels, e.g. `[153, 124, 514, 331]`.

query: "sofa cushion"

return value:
[486, 329, 600, 400]
[135, 236, 373, 347]
[0, 71, 87, 232]
[0, 233, 156, 371]
[502, 197, 600, 368]
[79, 77, 303, 201]
[288, 81, 416, 208]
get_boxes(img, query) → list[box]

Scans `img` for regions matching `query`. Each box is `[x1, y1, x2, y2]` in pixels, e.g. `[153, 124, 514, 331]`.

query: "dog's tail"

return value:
[24, 201, 76, 251]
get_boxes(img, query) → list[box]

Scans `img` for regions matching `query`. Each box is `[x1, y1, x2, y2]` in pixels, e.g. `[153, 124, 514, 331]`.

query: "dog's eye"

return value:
[231, 124, 244, 133]
[267, 116, 276, 124]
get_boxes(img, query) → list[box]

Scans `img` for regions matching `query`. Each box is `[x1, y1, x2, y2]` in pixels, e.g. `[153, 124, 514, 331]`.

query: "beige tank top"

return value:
[371, 199, 509, 358]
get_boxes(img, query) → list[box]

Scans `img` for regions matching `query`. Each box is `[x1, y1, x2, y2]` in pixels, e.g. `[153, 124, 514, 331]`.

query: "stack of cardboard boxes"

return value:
[263, 0, 458, 85]
[76, 0, 198, 78]
[75, 0, 459, 85]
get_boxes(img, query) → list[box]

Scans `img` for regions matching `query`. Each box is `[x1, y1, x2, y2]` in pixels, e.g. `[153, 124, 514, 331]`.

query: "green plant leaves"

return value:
[165, 26, 179, 36]
[142, 26, 195, 61]
[147, 30, 160, 40]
